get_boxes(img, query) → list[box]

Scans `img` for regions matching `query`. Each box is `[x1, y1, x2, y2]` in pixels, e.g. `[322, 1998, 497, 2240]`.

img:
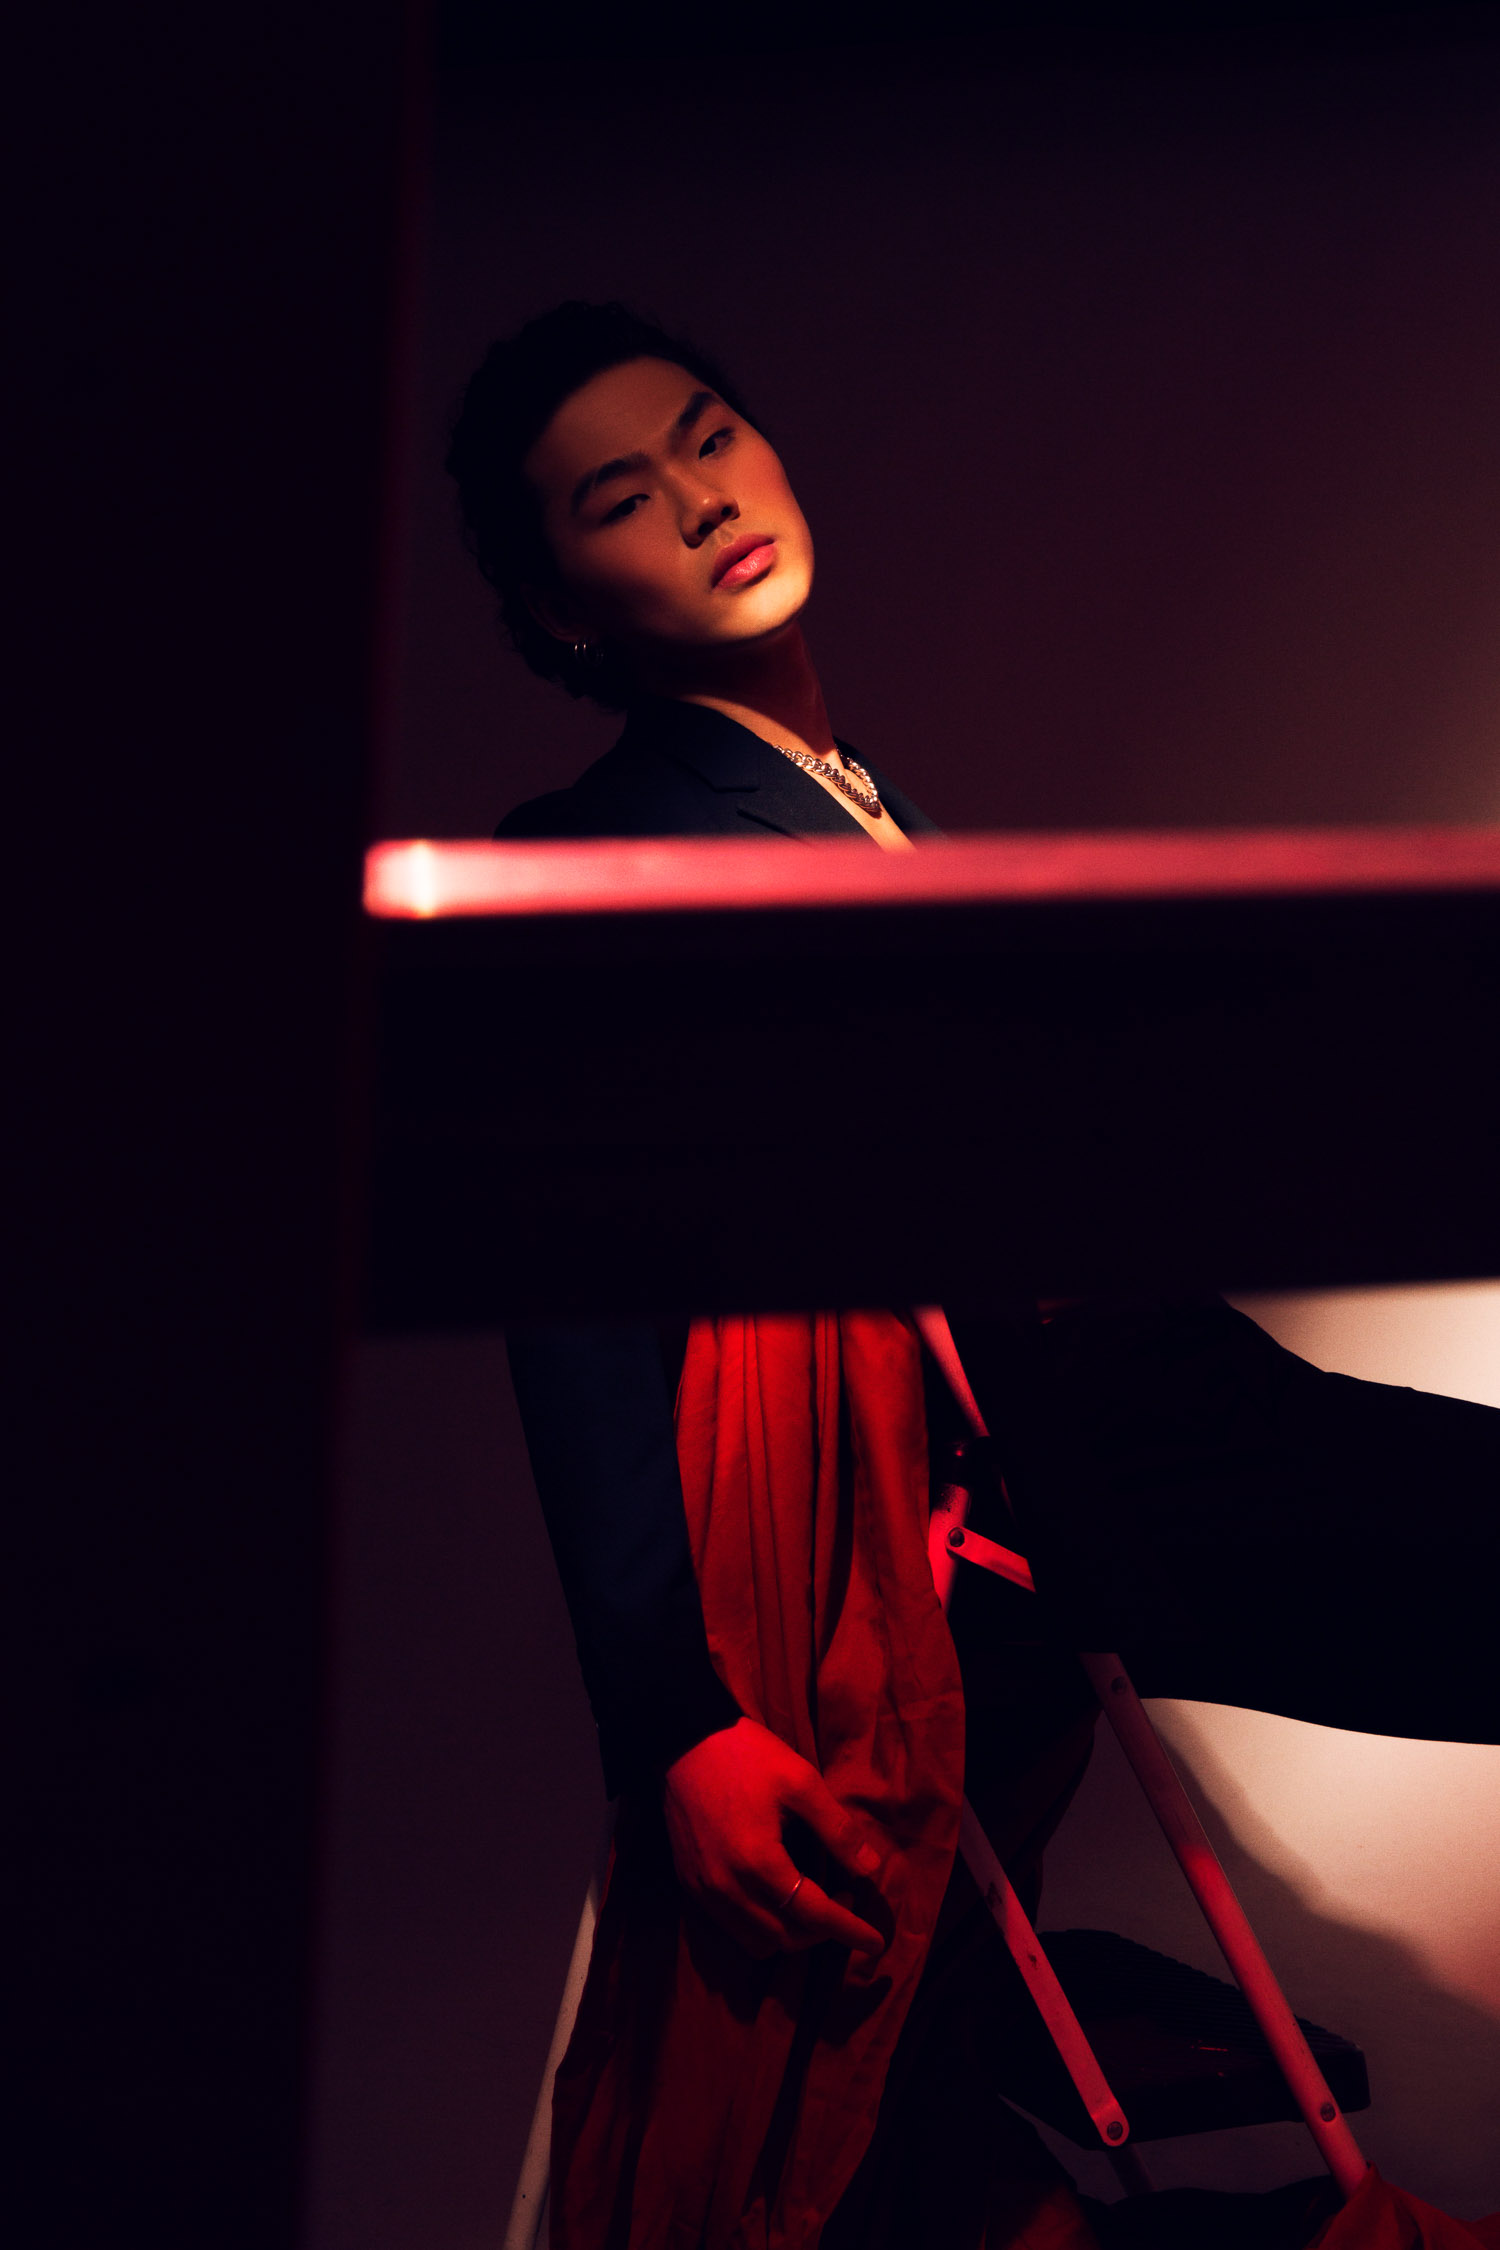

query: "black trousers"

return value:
[957, 1297, 1500, 1747]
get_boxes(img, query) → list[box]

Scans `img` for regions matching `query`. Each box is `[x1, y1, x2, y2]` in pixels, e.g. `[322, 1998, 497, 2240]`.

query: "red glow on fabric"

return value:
[1309, 2167, 1500, 2248]
[364, 827, 1500, 921]
[548, 1311, 964, 2250]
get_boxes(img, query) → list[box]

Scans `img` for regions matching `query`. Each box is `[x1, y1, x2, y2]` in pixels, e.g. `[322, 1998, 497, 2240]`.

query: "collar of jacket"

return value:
[615, 694, 939, 839]
[620, 694, 798, 792]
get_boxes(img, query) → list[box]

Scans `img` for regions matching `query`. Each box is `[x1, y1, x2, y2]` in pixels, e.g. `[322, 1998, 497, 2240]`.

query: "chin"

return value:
[726, 570, 812, 641]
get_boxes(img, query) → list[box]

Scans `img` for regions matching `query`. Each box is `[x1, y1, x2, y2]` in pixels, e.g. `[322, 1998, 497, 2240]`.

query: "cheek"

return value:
[578, 547, 696, 636]
[751, 444, 806, 520]
[547, 528, 680, 634]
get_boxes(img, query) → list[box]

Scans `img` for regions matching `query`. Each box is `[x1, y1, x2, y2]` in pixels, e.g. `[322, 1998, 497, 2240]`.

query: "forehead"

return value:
[525, 356, 709, 493]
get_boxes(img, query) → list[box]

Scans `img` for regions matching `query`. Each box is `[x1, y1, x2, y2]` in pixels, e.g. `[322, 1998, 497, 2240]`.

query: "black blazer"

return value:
[499, 697, 939, 1791]
[495, 691, 940, 845]
[499, 698, 1500, 1792]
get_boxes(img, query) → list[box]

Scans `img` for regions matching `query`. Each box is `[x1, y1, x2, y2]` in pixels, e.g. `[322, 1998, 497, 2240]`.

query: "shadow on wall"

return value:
[1037, 1706, 1500, 2219]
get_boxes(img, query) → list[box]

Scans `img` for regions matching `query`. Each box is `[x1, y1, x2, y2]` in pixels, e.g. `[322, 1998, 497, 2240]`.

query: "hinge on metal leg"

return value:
[945, 1522, 1036, 1592]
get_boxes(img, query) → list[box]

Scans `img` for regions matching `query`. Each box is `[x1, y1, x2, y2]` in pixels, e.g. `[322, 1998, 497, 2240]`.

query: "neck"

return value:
[636, 623, 837, 761]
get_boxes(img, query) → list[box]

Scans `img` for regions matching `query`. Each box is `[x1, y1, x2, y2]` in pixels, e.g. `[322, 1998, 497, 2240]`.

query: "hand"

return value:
[662, 1717, 887, 1960]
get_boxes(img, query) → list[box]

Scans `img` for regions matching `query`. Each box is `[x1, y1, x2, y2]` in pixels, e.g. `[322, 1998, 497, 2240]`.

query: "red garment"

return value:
[1309, 2171, 1500, 2249]
[550, 1310, 966, 2250]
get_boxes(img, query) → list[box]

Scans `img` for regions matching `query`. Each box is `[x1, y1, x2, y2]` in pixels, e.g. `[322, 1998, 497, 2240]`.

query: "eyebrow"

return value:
[568, 388, 721, 516]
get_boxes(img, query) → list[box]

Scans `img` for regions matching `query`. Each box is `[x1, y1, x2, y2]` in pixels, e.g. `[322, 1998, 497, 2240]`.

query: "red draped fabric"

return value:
[1310, 2170, 1500, 2248]
[549, 1309, 966, 2250]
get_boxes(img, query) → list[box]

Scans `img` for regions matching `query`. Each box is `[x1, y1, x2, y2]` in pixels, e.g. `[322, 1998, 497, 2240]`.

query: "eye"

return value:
[601, 493, 644, 523]
[699, 425, 735, 458]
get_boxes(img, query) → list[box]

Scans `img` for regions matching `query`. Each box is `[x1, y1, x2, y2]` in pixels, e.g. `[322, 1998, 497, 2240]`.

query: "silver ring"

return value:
[778, 1874, 805, 1916]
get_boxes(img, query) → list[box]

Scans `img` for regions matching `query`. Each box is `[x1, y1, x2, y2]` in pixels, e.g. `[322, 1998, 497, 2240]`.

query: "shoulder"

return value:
[494, 702, 759, 841]
[493, 734, 676, 841]
[494, 697, 941, 841]
[494, 788, 585, 839]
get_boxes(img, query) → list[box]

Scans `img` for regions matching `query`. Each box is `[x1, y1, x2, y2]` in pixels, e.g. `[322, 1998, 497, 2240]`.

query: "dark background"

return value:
[13, 6, 1500, 2248]
[390, 4, 1500, 841]
[14, 5, 412, 2246]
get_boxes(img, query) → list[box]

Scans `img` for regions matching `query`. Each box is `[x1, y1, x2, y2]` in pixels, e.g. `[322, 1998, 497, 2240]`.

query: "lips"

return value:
[711, 535, 777, 590]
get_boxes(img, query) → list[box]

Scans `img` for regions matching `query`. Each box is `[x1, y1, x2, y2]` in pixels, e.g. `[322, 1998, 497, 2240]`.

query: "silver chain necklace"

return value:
[776, 742, 883, 818]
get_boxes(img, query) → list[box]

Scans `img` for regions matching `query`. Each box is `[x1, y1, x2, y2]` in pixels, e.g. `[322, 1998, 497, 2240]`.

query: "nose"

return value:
[673, 473, 737, 546]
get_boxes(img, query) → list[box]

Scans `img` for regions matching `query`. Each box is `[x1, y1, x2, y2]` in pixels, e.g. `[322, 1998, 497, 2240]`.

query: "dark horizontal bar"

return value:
[362, 833, 1500, 1328]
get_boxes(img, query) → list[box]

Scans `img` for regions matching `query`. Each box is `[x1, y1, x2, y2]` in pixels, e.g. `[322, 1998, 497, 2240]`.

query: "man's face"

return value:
[522, 355, 815, 670]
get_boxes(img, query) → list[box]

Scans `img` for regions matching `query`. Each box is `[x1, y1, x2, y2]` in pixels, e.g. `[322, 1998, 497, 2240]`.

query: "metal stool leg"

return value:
[504, 1818, 612, 2250]
[916, 1304, 1370, 2202]
[1079, 1653, 1367, 2198]
[1106, 2145, 1155, 2196]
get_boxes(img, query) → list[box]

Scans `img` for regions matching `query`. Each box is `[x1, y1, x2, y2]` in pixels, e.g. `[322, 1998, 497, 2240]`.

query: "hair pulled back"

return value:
[445, 301, 754, 710]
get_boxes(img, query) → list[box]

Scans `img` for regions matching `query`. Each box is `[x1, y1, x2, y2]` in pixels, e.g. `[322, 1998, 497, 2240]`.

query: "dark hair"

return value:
[445, 300, 754, 710]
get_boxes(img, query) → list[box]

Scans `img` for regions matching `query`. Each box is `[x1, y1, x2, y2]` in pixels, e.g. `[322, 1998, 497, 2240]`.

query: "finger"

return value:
[693, 1851, 809, 1958]
[724, 1851, 864, 1957]
[687, 1877, 787, 1959]
[782, 1875, 884, 1956]
[695, 1868, 883, 1961]
[784, 1769, 883, 1883]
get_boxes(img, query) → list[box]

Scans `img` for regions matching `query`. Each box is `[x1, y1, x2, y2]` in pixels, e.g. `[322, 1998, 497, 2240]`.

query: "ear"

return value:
[522, 583, 589, 647]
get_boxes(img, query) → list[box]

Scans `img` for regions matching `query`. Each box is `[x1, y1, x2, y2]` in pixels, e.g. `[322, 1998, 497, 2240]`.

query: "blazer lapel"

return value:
[631, 696, 939, 841]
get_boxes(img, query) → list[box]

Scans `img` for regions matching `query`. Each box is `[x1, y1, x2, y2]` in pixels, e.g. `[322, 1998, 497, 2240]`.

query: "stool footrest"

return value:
[990, 1930, 1371, 2147]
